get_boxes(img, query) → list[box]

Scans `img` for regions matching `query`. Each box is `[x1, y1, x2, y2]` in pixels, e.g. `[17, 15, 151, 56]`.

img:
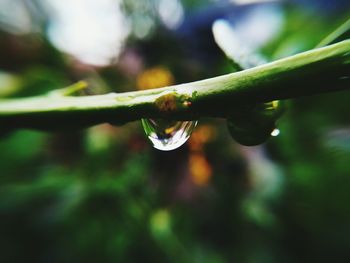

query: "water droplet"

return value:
[271, 128, 280, 137]
[141, 119, 197, 151]
[227, 117, 274, 146]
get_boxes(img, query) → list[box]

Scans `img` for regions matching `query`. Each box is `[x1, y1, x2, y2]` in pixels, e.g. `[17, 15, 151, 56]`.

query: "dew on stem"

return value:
[141, 119, 198, 151]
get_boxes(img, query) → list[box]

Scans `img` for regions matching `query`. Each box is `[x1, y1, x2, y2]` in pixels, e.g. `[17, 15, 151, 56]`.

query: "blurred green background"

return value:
[0, 0, 350, 262]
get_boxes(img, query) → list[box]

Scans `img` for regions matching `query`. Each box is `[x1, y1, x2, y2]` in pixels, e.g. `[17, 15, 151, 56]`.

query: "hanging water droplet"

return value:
[227, 117, 275, 146]
[141, 119, 198, 151]
[226, 101, 283, 146]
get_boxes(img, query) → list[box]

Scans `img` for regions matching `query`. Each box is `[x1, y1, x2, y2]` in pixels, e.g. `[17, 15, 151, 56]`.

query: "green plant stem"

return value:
[0, 40, 349, 131]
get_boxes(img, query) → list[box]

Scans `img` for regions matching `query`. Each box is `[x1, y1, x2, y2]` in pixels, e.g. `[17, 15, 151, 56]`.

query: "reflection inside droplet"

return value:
[271, 128, 280, 137]
[141, 119, 198, 151]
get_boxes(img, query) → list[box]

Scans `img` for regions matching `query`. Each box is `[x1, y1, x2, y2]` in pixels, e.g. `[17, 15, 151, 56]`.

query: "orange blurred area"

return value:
[136, 66, 174, 90]
[189, 152, 212, 186]
[188, 124, 217, 186]
[188, 124, 217, 152]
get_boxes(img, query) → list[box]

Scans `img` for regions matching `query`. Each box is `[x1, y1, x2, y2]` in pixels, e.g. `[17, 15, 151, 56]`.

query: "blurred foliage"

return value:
[0, 0, 350, 262]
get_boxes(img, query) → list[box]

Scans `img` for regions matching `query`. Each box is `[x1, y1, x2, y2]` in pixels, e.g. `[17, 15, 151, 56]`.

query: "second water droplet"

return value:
[141, 119, 198, 151]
